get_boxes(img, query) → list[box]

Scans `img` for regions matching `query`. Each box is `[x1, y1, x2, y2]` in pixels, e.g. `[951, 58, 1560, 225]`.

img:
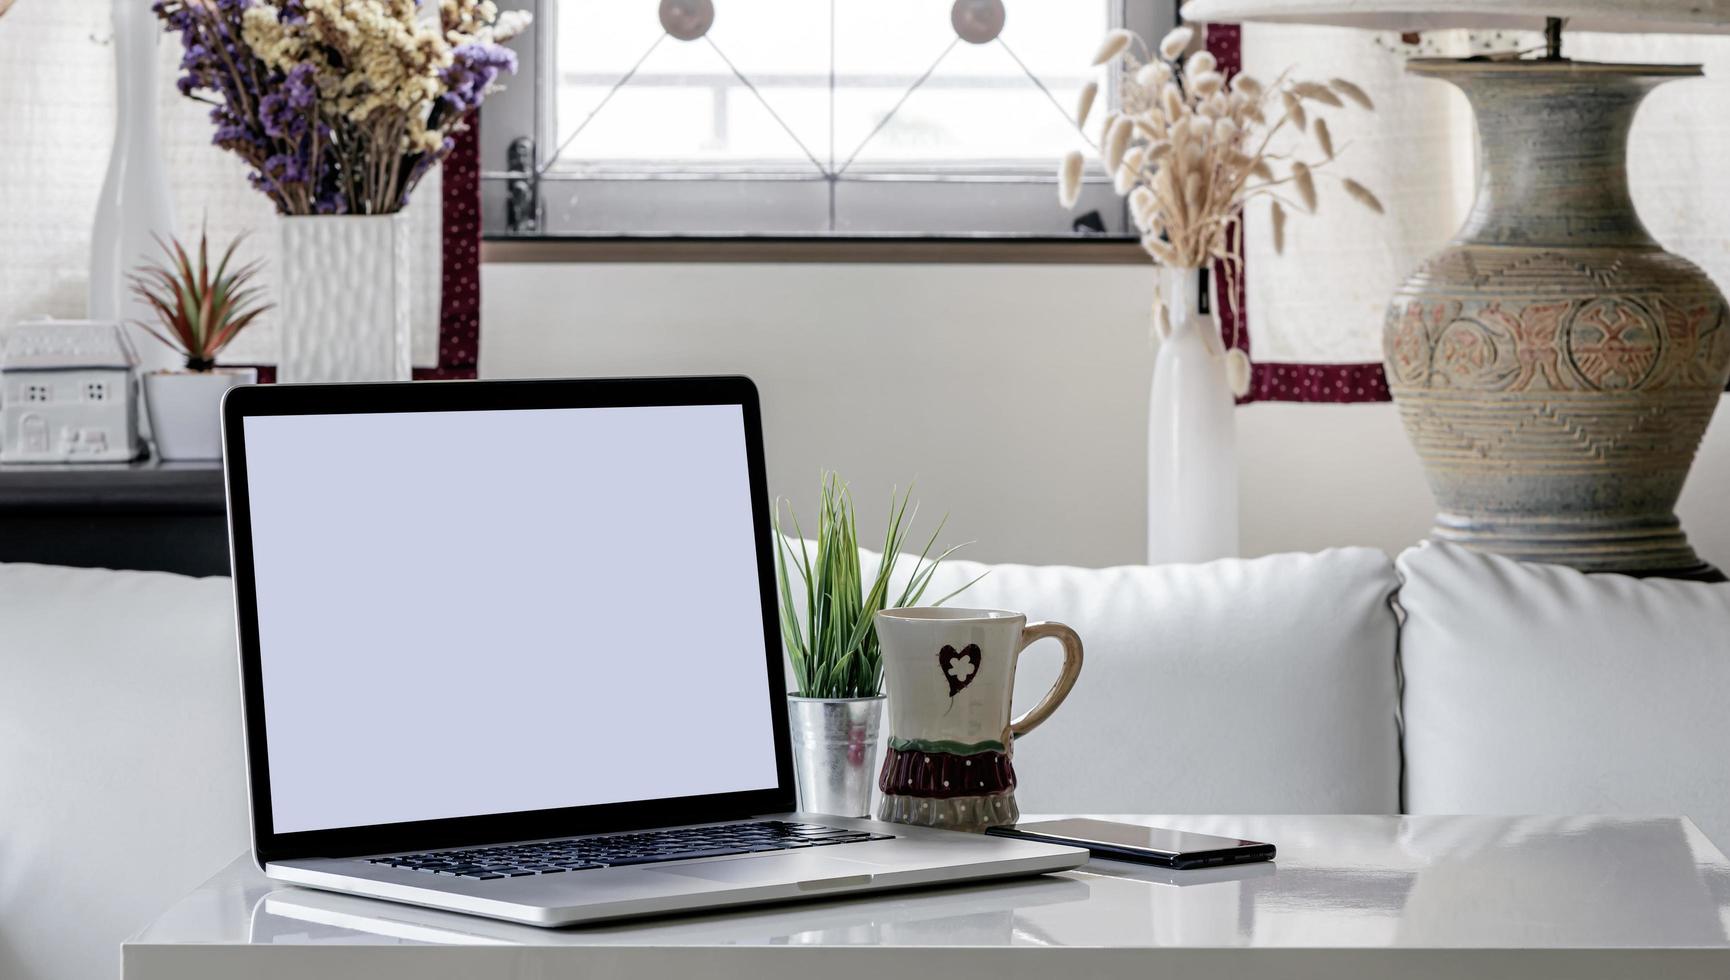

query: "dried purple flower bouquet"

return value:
[155, 0, 529, 215]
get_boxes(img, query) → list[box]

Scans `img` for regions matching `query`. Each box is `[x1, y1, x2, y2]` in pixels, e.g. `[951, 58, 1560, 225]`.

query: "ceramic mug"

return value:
[873, 608, 1083, 832]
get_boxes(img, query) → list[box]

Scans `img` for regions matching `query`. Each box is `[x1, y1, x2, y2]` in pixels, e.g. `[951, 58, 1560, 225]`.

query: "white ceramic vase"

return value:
[144, 369, 256, 461]
[1146, 265, 1239, 565]
[90, 0, 178, 375]
[277, 214, 413, 383]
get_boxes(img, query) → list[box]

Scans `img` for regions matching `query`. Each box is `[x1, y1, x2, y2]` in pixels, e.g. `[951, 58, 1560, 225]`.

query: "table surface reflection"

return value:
[130, 814, 1730, 955]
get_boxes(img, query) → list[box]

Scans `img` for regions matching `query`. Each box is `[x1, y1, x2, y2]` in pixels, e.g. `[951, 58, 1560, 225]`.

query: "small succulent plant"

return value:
[129, 229, 272, 372]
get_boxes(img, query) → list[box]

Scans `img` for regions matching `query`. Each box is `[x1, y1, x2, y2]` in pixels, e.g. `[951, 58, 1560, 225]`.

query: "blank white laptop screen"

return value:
[242, 404, 781, 834]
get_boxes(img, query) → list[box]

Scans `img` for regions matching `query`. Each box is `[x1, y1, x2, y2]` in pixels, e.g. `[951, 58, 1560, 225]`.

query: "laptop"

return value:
[220, 375, 1086, 927]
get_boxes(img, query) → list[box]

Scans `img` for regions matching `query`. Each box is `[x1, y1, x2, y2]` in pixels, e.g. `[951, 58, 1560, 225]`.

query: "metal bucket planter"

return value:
[786, 695, 884, 818]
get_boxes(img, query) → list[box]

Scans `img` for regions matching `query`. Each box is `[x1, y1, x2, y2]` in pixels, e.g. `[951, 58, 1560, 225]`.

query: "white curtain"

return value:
[0, 0, 441, 368]
[1237, 24, 1730, 368]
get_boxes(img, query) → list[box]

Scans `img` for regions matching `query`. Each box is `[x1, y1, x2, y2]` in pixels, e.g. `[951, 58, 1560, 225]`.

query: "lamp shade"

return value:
[1180, 0, 1730, 34]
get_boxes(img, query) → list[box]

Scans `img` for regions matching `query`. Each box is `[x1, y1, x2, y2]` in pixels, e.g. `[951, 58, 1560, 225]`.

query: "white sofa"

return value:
[5, 543, 1728, 980]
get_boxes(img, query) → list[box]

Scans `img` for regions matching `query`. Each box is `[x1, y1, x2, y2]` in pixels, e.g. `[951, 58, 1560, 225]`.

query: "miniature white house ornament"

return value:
[0, 322, 142, 463]
[659, 0, 714, 41]
[951, 0, 1007, 44]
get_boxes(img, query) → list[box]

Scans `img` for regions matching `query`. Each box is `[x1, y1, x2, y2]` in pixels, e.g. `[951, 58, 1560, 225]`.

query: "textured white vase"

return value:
[1147, 265, 1239, 565]
[277, 214, 413, 383]
[89, 0, 178, 375]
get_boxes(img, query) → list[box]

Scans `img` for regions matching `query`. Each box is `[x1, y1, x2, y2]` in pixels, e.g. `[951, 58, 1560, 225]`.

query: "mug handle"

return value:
[1008, 622, 1084, 739]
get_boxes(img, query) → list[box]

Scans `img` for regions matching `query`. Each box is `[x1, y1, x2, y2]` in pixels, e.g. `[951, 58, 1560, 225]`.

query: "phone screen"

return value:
[1009, 818, 1267, 856]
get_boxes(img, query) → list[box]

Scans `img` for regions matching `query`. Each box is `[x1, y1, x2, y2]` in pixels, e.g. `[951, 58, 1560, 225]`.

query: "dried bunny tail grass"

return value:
[1343, 178, 1385, 213]
[1143, 235, 1180, 266]
[1158, 25, 1195, 61]
[1115, 147, 1146, 194]
[1281, 89, 1307, 131]
[1075, 81, 1098, 128]
[1224, 348, 1252, 398]
[1129, 185, 1156, 223]
[1330, 78, 1375, 110]
[1053, 26, 1380, 270]
[1058, 150, 1084, 208]
[1104, 115, 1134, 173]
[1153, 167, 1183, 219]
[1161, 84, 1185, 122]
[1291, 81, 1343, 108]
[1093, 29, 1134, 66]
[1155, 302, 1174, 342]
[1292, 161, 1318, 212]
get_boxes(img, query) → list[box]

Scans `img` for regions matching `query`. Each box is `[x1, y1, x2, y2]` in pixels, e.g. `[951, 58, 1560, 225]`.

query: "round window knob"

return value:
[951, 0, 1006, 45]
[659, 0, 715, 41]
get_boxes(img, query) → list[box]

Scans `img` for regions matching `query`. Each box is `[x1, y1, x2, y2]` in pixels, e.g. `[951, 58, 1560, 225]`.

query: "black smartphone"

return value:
[985, 818, 1275, 870]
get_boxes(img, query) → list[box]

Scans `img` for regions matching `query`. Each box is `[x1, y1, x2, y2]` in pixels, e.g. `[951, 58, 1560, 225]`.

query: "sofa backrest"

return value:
[907, 547, 1405, 815]
[0, 563, 249, 980]
[1396, 543, 1730, 853]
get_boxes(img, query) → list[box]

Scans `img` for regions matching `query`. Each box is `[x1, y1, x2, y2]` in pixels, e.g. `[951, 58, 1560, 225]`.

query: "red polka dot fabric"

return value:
[415, 120, 481, 381]
[1207, 24, 1391, 405]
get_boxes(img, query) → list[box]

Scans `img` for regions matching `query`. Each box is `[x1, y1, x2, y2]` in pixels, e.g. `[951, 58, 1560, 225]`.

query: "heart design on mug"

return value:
[937, 644, 982, 698]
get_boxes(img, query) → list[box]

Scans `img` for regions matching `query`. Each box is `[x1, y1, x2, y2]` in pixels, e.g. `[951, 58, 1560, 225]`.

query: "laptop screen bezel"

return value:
[221, 376, 797, 864]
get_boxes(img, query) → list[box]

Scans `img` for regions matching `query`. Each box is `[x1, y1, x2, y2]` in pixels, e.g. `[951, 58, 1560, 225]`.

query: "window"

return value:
[25, 384, 50, 403]
[85, 381, 107, 402]
[481, 1, 1176, 241]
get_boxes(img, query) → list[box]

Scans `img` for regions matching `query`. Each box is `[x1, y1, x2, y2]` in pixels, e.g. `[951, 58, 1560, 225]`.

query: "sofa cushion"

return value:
[1397, 542, 1730, 852]
[0, 563, 249, 980]
[906, 548, 1403, 815]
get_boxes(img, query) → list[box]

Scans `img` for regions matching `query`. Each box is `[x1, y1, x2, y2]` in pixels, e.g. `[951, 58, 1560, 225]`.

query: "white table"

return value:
[125, 814, 1730, 980]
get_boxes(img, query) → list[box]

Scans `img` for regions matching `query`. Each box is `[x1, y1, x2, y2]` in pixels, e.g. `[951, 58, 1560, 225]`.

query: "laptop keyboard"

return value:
[368, 821, 893, 881]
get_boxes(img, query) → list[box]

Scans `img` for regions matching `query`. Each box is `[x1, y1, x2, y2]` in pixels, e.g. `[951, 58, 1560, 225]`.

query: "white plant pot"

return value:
[1147, 265, 1239, 565]
[144, 369, 255, 461]
[277, 214, 413, 383]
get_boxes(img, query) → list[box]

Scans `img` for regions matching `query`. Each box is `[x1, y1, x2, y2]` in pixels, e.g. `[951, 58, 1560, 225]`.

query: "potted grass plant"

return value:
[775, 473, 977, 817]
[130, 229, 270, 460]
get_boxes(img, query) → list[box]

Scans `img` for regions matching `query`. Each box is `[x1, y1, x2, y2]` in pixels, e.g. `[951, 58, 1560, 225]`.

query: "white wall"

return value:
[481, 263, 1730, 570]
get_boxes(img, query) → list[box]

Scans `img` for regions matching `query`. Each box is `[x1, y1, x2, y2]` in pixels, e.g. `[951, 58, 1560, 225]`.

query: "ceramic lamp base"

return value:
[1386, 59, 1730, 580]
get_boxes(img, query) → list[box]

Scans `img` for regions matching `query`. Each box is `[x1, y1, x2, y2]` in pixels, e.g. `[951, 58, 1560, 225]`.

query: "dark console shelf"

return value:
[0, 460, 229, 577]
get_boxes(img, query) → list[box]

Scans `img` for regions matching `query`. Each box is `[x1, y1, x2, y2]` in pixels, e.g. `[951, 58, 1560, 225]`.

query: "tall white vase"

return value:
[90, 0, 178, 374]
[1147, 265, 1239, 565]
[277, 214, 413, 383]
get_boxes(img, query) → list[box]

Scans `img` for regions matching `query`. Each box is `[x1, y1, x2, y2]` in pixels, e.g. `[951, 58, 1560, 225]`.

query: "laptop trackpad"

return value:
[650, 854, 877, 888]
